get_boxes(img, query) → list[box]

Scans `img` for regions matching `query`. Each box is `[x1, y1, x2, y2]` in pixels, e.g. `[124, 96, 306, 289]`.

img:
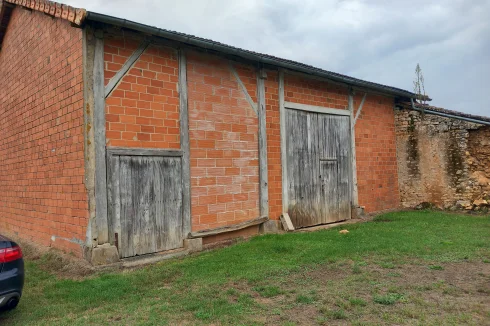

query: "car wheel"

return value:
[5, 297, 19, 310]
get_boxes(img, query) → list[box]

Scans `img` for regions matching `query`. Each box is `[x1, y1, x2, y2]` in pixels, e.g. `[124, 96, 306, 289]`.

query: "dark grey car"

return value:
[0, 234, 24, 310]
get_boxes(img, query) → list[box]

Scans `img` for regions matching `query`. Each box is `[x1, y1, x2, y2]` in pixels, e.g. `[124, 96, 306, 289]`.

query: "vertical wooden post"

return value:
[257, 68, 269, 217]
[93, 29, 109, 244]
[279, 70, 288, 213]
[82, 26, 98, 250]
[178, 49, 191, 236]
[348, 87, 359, 207]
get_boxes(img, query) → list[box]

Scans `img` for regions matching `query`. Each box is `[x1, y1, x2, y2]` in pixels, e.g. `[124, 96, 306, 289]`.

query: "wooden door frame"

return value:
[279, 71, 357, 220]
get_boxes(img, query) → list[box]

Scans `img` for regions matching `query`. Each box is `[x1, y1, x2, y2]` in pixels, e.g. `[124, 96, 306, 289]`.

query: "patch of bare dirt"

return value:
[231, 259, 490, 325]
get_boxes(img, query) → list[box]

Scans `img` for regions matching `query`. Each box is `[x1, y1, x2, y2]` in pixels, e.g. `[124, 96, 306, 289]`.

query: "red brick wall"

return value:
[187, 52, 260, 231]
[104, 32, 180, 149]
[353, 93, 400, 212]
[284, 74, 399, 213]
[264, 70, 282, 220]
[285, 74, 349, 109]
[0, 8, 87, 255]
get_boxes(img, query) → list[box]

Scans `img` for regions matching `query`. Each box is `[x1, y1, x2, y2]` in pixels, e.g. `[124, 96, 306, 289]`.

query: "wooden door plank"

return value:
[161, 157, 183, 250]
[286, 109, 322, 228]
[119, 156, 133, 258]
[338, 116, 352, 221]
[319, 160, 340, 223]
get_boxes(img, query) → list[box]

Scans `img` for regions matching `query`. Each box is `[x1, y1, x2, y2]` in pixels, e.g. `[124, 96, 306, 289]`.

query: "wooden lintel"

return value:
[188, 216, 269, 238]
[353, 93, 367, 125]
[228, 62, 258, 115]
[284, 101, 351, 116]
[106, 147, 183, 157]
[104, 39, 151, 98]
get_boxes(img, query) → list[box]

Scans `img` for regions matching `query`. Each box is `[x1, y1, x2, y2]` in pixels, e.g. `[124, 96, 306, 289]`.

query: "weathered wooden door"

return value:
[286, 109, 351, 228]
[107, 150, 184, 258]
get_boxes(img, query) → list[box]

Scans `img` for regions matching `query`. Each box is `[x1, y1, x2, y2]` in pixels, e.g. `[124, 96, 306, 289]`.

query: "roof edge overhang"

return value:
[86, 11, 423, 100]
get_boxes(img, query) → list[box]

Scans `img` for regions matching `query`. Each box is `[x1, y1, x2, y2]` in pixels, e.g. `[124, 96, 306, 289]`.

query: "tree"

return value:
[413, 63, 427, 105]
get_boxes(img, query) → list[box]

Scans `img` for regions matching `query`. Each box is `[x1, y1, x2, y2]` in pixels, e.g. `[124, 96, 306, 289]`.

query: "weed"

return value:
[373, 293, 404, 305]
[323, 309, 347, 320]
[254, 285, 283, 298]
[428, 265, 444, 270]
[349, 298, 367, 306]
[352, 264, 362, 274]
[296, 294, 316, 304]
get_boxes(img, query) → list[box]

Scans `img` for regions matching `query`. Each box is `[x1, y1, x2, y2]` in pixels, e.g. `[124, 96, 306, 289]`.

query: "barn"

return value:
[0, 0, 418, 264]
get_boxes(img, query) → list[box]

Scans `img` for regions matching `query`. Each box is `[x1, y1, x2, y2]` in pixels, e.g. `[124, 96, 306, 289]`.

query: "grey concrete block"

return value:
[91, 243, 119, 266]
[184, 238, 203, 253]
[259, 220, 279, 234]
[351, 206, 366, 219]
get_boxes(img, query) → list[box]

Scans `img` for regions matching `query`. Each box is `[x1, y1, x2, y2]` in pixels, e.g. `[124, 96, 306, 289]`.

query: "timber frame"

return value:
[84, 26, 196, 253]
[82, 23, 373, 259]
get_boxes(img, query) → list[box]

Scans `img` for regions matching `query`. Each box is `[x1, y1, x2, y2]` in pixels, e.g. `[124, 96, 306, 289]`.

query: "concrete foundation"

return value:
[259, 220, 280, 234]
[91, 243, 119, 266]
[184, 238, 203, 253]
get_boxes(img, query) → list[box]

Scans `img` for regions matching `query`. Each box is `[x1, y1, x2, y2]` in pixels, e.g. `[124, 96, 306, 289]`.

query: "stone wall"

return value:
[395, 108, 489, 211]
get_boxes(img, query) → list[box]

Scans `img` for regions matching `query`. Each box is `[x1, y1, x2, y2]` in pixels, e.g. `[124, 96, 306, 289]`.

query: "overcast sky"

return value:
[63, 0, 489, 116]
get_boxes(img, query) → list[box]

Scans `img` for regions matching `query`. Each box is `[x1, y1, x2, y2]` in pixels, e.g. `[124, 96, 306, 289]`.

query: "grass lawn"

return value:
[1, 210, 489, 325]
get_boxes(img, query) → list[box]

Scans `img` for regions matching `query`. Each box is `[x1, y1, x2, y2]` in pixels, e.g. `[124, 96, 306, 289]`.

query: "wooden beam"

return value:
[82, 26, 98, 250]
[353, 93, 367, 125]
[188, 216, 268, 238]
[106, 147, 183, 157]
[284, 101, 351, 116]
[179, 49, 191, 238]
[93, 30, 109, 244]
[279, 70, 289, 214]
[348, 88, 359, 207]
[257, 68, 269, 217]
[229, 62, 258, 115]
[104, 39, 150, 98]
[280, 213, 295, 231]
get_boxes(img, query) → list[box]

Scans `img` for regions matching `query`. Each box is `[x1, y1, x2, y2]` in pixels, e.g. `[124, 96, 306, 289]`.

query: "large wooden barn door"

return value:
[286, 109, 351, 228]
[107, 149, 184, 258]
